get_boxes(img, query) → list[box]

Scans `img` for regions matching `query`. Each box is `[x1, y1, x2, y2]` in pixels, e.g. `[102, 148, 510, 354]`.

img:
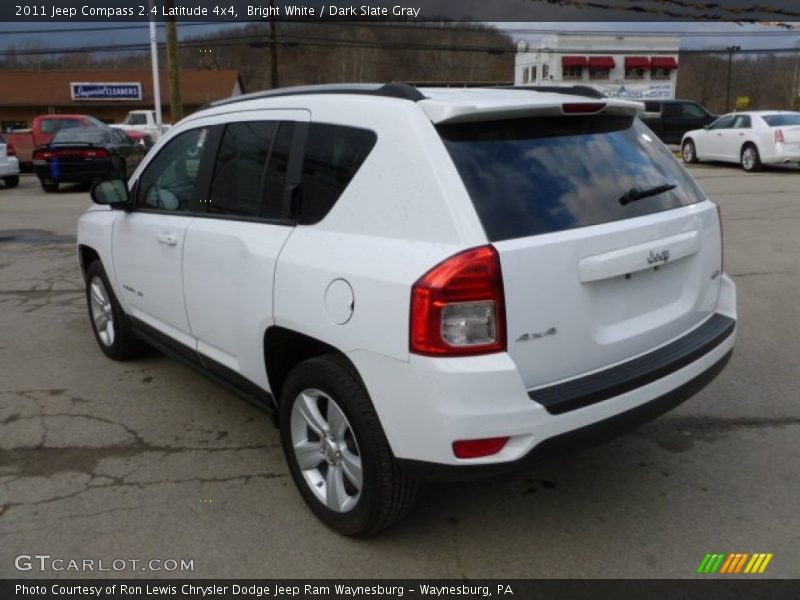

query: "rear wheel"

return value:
[41, 181, 58, 193]
[682, 139, 698, 164]
[3, 175, 19, 188]
[85, 261, 146, 360]
[279, 355, 417, 536]
[741, 144, 762, 172]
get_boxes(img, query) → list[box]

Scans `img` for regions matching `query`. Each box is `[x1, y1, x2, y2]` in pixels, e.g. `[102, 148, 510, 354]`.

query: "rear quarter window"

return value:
[298, 123, 376, 225]
[438, 115, 705, 242]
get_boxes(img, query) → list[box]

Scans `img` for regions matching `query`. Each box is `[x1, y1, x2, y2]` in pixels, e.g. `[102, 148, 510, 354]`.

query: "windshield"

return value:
[53, 128, 111, 145]
[762, 113, 800, 127]
[438, 116, 705, 242]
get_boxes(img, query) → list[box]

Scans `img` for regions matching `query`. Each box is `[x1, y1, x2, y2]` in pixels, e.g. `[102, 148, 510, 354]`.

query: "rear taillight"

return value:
[33, 149, 54, 160]
[410, 245, 506, 356]
[33, 148, 109, 160]
[6, 144, 16, 157]
[774, 129, 785, 144]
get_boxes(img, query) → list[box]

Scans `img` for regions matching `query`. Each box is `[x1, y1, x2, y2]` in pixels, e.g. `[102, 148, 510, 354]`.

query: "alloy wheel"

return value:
[89, 276, 115, 347]
[290, 388, 363, 513]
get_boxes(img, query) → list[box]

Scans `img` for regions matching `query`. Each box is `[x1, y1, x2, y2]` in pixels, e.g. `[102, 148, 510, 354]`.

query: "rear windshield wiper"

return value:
[618, 183, 677, 206]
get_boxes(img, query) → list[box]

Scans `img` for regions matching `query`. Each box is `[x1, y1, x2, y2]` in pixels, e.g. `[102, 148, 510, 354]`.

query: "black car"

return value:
[640, 100, 717, 145]
[32, 126, 146, 192]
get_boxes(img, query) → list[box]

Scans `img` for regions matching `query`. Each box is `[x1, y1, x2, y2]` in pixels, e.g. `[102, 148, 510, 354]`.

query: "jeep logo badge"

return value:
[647, 249, 670, 265]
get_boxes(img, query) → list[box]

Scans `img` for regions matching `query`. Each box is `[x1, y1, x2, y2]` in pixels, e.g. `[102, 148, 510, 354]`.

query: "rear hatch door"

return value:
[438, 111, 723, 390]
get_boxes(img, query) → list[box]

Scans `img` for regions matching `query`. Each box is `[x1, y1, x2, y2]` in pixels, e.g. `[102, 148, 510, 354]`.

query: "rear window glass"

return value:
[762, 113, 800, 127]
[438, 116, 705, 242]
[53, 128, 111, 144]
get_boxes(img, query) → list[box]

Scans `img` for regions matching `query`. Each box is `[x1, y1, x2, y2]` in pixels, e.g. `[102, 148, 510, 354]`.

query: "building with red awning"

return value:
[515, 34, 680, 100]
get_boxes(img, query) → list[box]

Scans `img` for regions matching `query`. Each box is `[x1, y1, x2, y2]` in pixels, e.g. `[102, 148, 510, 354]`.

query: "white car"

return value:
[681, 110, 800, 172]
[0, 133, 20, 188]
[78, 84, 737, 534]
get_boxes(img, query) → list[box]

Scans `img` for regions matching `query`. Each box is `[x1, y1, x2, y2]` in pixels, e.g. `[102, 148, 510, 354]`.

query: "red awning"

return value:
[588, 56, 615, 69]
[651, 56, 679, 69]
[562, 56, 589, 67]
[624, 56, 650, 69]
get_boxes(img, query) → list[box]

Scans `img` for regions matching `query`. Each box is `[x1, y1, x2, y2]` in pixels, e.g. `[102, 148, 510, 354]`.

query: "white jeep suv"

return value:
[78, 84, 737, 535]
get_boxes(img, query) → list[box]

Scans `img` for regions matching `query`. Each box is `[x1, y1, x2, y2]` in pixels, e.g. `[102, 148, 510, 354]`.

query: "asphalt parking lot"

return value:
[1, 164, 798, 579]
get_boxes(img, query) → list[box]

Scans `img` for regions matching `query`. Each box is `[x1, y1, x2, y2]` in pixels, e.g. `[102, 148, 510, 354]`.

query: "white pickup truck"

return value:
[111, 110, 170, 143]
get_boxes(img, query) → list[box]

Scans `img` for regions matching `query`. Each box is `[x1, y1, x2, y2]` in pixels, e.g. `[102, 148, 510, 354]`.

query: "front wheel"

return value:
[41, 181, 58, 192]
[85, 261, 146, 360]
[682, 139, 698, 164]
[741, 145, 762, 172]
[279, 355, 417, 536]
[3, 175, 19, 188]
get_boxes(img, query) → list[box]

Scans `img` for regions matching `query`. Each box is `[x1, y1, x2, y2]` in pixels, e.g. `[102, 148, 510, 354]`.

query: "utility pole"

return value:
[249, 1, 280, 89]
[148, 0, 162, 126]
[165, 0, 184, 122]
[269, 0, 279, 88]
[725, 45, 740, 113]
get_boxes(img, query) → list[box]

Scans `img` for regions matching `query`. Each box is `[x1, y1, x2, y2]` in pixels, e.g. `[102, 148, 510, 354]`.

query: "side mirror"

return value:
[703, 125, 710, 130]
[91, 178, 130, 209]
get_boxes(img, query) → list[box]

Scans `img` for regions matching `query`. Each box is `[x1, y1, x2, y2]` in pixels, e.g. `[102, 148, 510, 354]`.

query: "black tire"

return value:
[682, 139, 698, 164]
[3, 175, 19, 188]
[741, 144, 762, 172]
[41, 181, 58, 193]
[279, 354, 417, 536]
[84, 261, 146, 360]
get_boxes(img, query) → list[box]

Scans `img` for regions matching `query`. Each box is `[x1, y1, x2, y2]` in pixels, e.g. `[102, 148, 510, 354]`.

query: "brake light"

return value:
[453, 437, 509, 459]
[562, 102, 606, 114]
[410, 245, 505, 356]
[33, 148, 109, 160]
[33, 149, 54, 160]
[6, 144, 15, 157]
[774, 129, 785, 144]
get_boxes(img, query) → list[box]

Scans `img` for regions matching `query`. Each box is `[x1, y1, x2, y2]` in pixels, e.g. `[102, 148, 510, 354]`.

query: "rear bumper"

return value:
[0, 158, 20, 177]
[350, 274, 737, 480]
[399, 349, 732, 482]
[33, 159, 116, 183]
[763, 144, 800, 164]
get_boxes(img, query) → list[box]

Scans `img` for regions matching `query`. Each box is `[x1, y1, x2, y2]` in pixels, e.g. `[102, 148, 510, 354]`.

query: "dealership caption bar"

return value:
[5, 0, 800, 22]
[5, 581, 800, 600]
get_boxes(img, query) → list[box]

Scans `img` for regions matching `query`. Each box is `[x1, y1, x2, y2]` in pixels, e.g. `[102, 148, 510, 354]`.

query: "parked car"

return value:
[0, 133, 20, 188]
[111, 110, 170, 142]
[641, 100, 717, 144]
[3, 114, 108, 169]
[682, 111, 800, 172]
[78, 84, 736, 535]
[33, 126, 146, 192]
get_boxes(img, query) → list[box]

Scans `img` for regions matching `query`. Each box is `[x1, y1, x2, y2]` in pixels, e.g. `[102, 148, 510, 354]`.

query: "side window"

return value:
[732, 115, 751, 129]
[208, 121, 277, 218]
[643, 101, 661, 113]
[682, 103, 708, 120]
[137, 127, 208, 212]
[261, 122, 293, 219]
[298, 123, 377, 225]
[662, 104, 681, 118]
[709, 116, 735, 130]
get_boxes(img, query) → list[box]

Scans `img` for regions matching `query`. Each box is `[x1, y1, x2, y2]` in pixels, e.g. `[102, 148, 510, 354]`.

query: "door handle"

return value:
[157, 233, 178, 246]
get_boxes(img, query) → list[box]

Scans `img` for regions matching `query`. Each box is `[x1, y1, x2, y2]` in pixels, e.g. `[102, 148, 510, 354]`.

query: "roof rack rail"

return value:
[506, 85, 607, 99]
[209, 82, 425, 108]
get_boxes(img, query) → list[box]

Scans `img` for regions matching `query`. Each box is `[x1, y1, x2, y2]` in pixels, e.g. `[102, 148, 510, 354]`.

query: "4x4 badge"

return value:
[516, 327, 557, 342]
